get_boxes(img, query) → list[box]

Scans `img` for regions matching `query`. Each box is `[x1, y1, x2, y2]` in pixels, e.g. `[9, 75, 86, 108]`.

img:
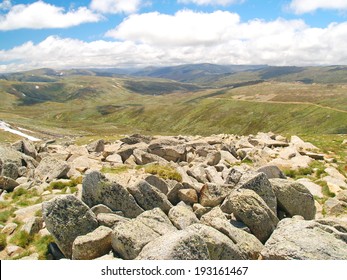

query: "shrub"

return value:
[101, 165, 130, 174]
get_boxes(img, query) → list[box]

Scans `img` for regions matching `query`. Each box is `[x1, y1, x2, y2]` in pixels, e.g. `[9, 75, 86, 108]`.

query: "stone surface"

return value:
[87, 139, 105, 153]
[127, 180, 173, 214]
[0, 176, 19, 191]
[201, 207, 264, 259]
[261, 217, 347, 260]
[237, 171, 277, 214]
[199, 183, 231, 207]
[185, 224, 245, 260]
[72, 226, 112, 260]
[136, 208, 177, 235]
[144, 175, 169, 194]
[224, 189, 279, 243]
[82, 171, 144, 218]
[297, 178, 324, 199]
[270, 179, 316, 220]
[97, 213, 129, 228]
[168, 205, 200, 229]
[22, 217, 43, 235]
[136, 230, 210, 260]
[90, 204, 113, 216]
[42, 195, 99, 258]
[112, 219, 160, 259]
[178, 188, 198, 205]
[1, 162, 19, 180]
[35, 157, 70, 182]
[1, 223, 18, 235]
[257, 165, 286, 179]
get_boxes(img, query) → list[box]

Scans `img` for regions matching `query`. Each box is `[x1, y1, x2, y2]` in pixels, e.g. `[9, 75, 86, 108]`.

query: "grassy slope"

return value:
[0, 74, 346, 138]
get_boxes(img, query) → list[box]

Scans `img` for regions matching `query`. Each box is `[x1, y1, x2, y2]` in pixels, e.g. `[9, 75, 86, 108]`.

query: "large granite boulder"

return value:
[42, 195, 99, 258]
[261, 217, 347, 260]
[35, 157, 70, 182]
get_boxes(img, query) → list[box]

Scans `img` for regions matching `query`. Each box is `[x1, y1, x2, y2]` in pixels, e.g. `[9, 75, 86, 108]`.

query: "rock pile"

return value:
[0, 133, 346, 260]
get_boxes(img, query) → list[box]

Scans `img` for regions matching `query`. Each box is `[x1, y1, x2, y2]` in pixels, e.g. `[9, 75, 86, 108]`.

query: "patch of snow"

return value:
[0, 121, 41, 141]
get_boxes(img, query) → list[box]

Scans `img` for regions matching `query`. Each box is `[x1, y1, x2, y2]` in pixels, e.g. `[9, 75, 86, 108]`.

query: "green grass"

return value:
[144, 164, 182, 181]
[10, 231, 34, 248]
[101, 165, 131, 175]
[33, 235, 55, 260]
[0, 232, 7, 250]
[0, 208, 15, 224]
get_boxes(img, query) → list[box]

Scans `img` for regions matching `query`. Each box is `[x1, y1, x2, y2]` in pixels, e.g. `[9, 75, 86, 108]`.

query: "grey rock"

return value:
[112, 219, 160, 259]
[237, 171, 277, 214]
[1, 162, 19, 180]
[148, 141, 186, 162]
[168, 205, 200, 229]
[22, 217, 43, 235]
[22, 140, 37, 159]
[178, 188, 198, 205]
[199, 183, 231, 207]
[224, 168, 243, 185]
[136, 230, 210, 260]
[136, 208, 177, 236]
[187, 166, 208, 184]
[42, 195, 99, 258]
[0, 145, 23, 166]
[257, 165, 286, 179]
[270, 178, 316, 220]
[324, 198, 347, 216]
[128, 180, 173, 214]
[0, 176, 19, 191]
[97, 213, 129, 228]
[144, 175, 169, 194]
[201, 207, 264, 259]
[72, 226, 112, 260]
[87, 139, 105, 153]
[205, 166, 224, 185]
[206, 151, 221, 166]
[82, 171, 144, 218]
[1, 223, 18, 235]
[337, 190, 347, 203]
[91, 204, 113, 216]
[185, 224, 245, 260]
[224, 189, 279, 243]
[193, 203, 212, 219]
[35, 157, 70, 182]
[261, 217, 347, 260]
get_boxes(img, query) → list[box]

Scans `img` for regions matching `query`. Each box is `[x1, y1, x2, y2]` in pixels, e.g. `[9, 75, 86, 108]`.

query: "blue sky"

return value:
[1, 0, 347, 72]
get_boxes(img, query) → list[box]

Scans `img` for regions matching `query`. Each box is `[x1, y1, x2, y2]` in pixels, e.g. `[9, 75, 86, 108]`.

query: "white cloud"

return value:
[0, 0, 11, 10]
[0, 1, 102, 30]
[90, 0, 141, 14]
[289, 0, 347, 14]
[1, 10, 347, 72]
[178, 0, 242, 6]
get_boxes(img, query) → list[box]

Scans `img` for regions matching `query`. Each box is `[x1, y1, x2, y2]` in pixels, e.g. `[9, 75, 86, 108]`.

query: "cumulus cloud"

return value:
[178, 0, 242, 5]
[0, 1, 102, 30]
[1, 10, 347, 72]
[90, 0, 142, 14]
[0, 0, 11, 10]
[289, 0, 347, 14]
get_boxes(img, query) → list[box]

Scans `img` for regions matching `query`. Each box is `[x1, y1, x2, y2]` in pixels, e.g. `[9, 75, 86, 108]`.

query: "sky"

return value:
[1, 0, 347, 72]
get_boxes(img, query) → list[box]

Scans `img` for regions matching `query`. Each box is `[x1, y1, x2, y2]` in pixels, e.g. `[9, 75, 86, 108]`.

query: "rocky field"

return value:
[0, 132, 346, 260]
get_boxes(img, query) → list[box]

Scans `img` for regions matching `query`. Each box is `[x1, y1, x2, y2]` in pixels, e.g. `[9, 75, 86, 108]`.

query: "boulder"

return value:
[42, 195, 99, 258]
[206, 151, 221, 166]
[257, 165, 286, 179]
[22, 217, 43, 235]
[90, 204, 113, 216]
[127, 180, 173, 214]
[87, 139, 105, 153]
[296, 178, 324, 199]
[199, 183, 231, 207]
[187, 166, 208, 184]
[270, 179, 316, 220]
[0, 145, 23, 166]
[105, 154, 123, 164]
[261, 217, 347, 260]
[22, 140, 37, 159]
[205, 166, 224, 185]
[1, 162, 19, 180]
[201, 207, 264, 259]
[178, 188, 198, 205]
[324, 198, 347, 216]
[112, 219, 160, 259]
[82, 171, 144, 218]
[148, 143, 186, 162]
[237, 171, 277, 214]
[0, 176, 19, 191]
[136, 208, 177, 235]
[185, 224, 245, 260]
[136, 230, 210, 260]
[35, 157, 70, 182]
[97, 213, 129, 228]
[1, 223, 18, 235]
[72, 226, 112, 260]
[168, 205, 200, 230]
[144, 175, 169, 194]
[223, 189, 279, 243]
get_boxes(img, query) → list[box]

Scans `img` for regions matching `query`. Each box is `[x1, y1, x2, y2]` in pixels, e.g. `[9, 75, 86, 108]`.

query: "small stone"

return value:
[178, 189, 198, 205]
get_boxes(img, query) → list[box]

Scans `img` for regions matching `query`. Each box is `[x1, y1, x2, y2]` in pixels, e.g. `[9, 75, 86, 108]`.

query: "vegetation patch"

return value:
[101, 165, 131, 175]
[144, 164, 182, 181]
[0, 232, 7, 250]
[33, 235, 55, 260]
[10, 231, 34, 248]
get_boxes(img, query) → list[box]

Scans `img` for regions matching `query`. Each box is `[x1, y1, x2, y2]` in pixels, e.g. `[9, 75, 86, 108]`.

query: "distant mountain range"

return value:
[2, 64, 347, 85]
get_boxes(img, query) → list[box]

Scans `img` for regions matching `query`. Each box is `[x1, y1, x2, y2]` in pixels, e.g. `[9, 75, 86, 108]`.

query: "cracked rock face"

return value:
[261, 217, 347, 260]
